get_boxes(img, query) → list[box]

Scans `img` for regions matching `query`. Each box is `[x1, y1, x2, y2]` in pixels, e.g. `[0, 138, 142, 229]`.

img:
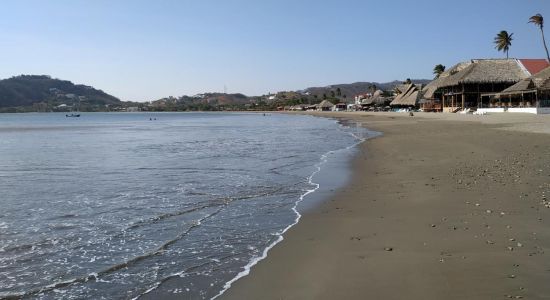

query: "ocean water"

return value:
[0, 112, 371, 299]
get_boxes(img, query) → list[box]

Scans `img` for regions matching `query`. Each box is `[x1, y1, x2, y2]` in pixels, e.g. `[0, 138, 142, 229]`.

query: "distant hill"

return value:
[0, 75, 124, 112]
[198, 93, 250, 105]
[148, 79, 434, 111]
[0, 75, 433, 112]
[303, 79, 431, 99]
[149, 93, 253, 111]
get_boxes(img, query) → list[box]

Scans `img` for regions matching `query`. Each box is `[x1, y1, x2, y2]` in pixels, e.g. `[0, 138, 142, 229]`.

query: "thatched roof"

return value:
[499, 65, 550, 93]
[318, 100, 334, 108]
[422, 79, 442, 99]
[422, 59, 540, 98]
[390, 84, 421, 106]
[361, 90, 384, 105]
[361, 98, 374, 105]
[539, 78, 550, 90]
[439, 59, 531, 88]
[374, 96, 389, 105]
[500, 79, 535, 93]
[422, 61, 472, 98]
[395, 84, 410, 94]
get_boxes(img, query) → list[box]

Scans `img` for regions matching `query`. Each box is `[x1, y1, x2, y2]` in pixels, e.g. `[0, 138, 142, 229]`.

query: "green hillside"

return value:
[0, 75, 124, 112]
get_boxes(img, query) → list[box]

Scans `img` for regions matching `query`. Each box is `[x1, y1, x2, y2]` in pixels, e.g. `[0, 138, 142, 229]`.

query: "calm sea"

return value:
[0, 112, 371, 299]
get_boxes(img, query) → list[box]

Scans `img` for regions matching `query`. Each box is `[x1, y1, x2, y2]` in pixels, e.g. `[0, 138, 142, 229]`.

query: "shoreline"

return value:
[221, 112, 550, 300]
[210, 116, 378, 299]
[212, 122, 363, 299]
[137, 113, 370, 299]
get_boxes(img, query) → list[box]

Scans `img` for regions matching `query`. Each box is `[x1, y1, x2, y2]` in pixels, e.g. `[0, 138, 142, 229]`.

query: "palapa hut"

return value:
[360, 97, 374, 107]
[424, 59, 549, 112]
[334, 103, 347, 111]
[317, 100, 334, 111]
[421, 63, 471, 112]
[480, 65, 550, 114]
[390, 84, 422, 108]
[305, 104, 318, 111]
[288, 104, 307, 111]
[394, 84, 410, 95]
[359, 90, 384, 109]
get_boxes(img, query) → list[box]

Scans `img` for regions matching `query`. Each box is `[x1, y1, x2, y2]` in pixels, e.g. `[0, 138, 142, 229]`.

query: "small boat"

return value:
[66, 114, 80, 118]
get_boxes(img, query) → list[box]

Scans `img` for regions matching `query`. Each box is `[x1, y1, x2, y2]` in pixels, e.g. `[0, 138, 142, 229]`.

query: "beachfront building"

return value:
[479, 66, 550, 114]
[359, 90, 386, 109]
[423, 59, 549, 112]
[354, 93, 370, 105]
[288, 104, 307, 111]
[305, 104, 318, 111]
[333, 103, 347, 111]
[359, 96, 374, 110]
[317, 100, 334, 111]
[390, 84, 422, 109]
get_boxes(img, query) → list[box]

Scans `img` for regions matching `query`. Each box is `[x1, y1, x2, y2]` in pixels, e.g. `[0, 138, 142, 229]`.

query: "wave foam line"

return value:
[211, 119, 370, 300]
[5, 206, 226, 300]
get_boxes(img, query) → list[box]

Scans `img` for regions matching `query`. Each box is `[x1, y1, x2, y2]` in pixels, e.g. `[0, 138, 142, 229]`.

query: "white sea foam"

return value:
[2, 113, 375, 299]
[211, 118, 372, 300]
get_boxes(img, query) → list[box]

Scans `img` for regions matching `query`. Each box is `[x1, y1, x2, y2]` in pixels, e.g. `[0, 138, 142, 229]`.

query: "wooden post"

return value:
[452, 95, 454, 109]
[462, 84, 465, 109]
[521, 93, 524, 107]
[477, 84, 481, 107]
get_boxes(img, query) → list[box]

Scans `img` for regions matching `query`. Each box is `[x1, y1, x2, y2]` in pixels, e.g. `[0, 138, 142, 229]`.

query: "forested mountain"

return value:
[0, 74, 432, 112]
[303, 79, 432, 99]
[0, 75, 123, 112]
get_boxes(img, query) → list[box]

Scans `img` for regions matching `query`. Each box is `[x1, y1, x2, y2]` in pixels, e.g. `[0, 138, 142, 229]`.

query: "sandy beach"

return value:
[221, 112, 550, 300]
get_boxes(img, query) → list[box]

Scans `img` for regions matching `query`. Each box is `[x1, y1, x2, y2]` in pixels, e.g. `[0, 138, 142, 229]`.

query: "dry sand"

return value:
[221, 112, 550, 300]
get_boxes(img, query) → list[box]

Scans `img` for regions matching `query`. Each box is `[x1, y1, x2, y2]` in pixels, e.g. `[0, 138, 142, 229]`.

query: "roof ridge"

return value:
[516, 59, 533, 76]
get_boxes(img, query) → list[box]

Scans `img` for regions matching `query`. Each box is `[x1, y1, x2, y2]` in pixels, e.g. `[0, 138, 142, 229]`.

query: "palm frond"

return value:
[529, 14, 544, 29]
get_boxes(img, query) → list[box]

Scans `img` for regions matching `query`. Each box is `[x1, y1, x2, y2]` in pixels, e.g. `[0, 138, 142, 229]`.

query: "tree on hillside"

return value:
[330, 90, 335, 98]
[433, 64, 446, 78]
[336, 87, 341, 96]
[404, 78, 412, 84]
[368, 84, 377, 94]
[529, 14, 550, 62]
[494, 30, 513, 59]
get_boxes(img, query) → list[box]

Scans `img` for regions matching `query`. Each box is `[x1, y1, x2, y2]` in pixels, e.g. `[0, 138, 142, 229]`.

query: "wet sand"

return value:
[221, 112, 550, 300]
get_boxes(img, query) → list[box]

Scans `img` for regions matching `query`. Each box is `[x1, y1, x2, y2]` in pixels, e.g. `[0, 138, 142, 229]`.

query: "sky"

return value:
[1, 0, 549, 102]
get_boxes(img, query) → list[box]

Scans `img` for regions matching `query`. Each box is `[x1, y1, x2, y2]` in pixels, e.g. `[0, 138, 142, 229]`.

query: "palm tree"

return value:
[433, 64, 446, 78]
[367, 83, 377, 95]
[494, 30, 513, 59]
[529, 14, 550, 62]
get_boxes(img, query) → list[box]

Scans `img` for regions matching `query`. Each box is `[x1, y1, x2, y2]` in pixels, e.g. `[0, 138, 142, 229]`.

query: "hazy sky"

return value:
[1, 0, 549, 101]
